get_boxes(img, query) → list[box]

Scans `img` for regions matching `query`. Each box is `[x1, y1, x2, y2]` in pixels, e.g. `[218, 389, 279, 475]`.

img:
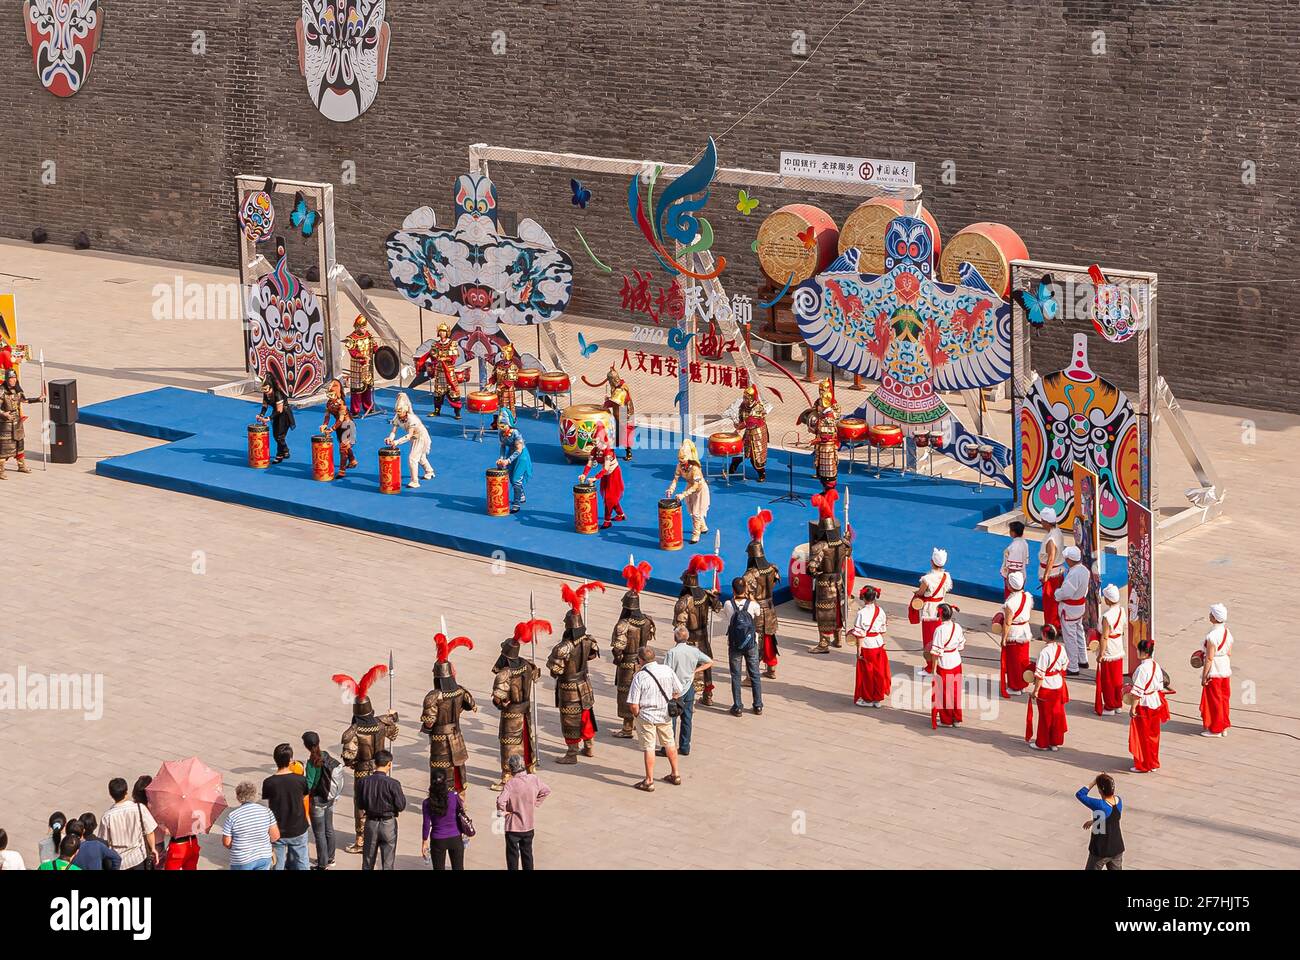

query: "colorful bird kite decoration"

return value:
[626, 137, 725, 280]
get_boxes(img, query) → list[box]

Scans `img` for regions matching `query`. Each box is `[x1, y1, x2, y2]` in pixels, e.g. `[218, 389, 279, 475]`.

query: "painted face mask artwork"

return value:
[24, 0, 103, 98]
[245, 241, 327, 399]
[296, 0, 391, 122]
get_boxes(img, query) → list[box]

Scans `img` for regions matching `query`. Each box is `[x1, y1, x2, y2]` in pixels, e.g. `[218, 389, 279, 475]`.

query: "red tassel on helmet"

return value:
[562, 580, 606, 613]
[747, 508, 773, 541]
[434, 633, 473, 663]
[687, 554, 724, 576]
[622, 560, 652, 593]
[331, 663, 388, 698]
[512, 618, 553, 645]
[811, 488, 839, 519]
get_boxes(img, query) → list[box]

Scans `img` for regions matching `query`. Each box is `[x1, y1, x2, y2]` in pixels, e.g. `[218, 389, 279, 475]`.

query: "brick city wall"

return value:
[1, 1, 1296, 411]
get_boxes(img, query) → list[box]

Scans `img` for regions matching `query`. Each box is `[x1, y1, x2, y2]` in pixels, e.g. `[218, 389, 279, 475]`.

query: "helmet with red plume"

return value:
[331, 664, 388, 717]
[501, 618, 552, 660]
[811, 489, 840, 535]
[621, 559, 652, 614]
[747, 508, 773, 567]
[680, 553, 724, 590]
[433, 633, 473, 689]
[561, 580, 606, 638]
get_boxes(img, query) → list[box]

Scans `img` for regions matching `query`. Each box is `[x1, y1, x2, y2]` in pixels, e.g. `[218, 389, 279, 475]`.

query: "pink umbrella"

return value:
[145, 757, 230, 837]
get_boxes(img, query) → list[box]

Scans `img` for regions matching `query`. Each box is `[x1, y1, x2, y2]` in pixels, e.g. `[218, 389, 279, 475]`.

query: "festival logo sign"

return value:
[295, 0, 391, 122]
[24, 0, 104, 98]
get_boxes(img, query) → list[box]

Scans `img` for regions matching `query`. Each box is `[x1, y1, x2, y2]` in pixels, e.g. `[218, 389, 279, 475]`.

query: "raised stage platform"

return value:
[81, 387, 1122, 602]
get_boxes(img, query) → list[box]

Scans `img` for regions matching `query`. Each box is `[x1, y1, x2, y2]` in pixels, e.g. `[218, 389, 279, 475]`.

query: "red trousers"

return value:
[1095, 659, 1125, 714]
[1030, 685, 1069, 747]
[1129, 697, 1169, 771]
[163, 836, 200, 870]
[1200, 677, 1231, 734]
[761, 634, 778, 668]
[564, 709, 597, 745]
[854, 646, 891, 703]
[921, 618, 940, 654]
[1001, 641, 1031, 697]
[931, 664, 963, 728]
[1041, 573, 1064, 630]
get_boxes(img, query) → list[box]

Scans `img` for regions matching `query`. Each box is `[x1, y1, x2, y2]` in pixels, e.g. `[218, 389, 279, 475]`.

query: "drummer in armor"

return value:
[334, 664, 400, 854]
[421, 632, 477, 793]
[429, 323, 463, 420]
[488, 341, 520, 429]
[674, 555, 724, 706]
[490, 619, 548, 790]
[343, 315, 377, 417]
[611, 560, 655, 738]
[603, 366, 635, 461]
[742, 509, 782, 678]
[729, 383, 769, 481]
[805, 378, 840, 491]
[808, 490, 851, 654]
[548, 581, 604, 764]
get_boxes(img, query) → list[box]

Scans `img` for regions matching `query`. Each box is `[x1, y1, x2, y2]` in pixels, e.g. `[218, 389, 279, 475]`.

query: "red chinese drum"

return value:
[707, 432, 743, 457]
[573, 482, 599, 535]
[467, 390, 498, 414]
[311, 433, 335, 481]
[658, 498, 684, 551]
[837, 418, 868, 443]
[869, 424, 903, 448]
[789, 543, 813, 610]
[247, 424, 270, 469]
[516, 368, 541, 390]
[538, 372, 571, 394]
[938, 222, 1029, 299]
[378, 446, 402, 494]
[486, 468, 511, 516]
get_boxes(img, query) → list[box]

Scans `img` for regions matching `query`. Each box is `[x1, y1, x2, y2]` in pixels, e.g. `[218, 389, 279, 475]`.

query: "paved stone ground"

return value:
[3, 240, 1298, 870]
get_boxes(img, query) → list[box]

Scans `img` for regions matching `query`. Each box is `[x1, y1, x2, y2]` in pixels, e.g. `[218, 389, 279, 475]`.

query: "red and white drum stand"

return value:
[705, 431, 744, 483]
[462, 388, 498, 442]
[838, 418, 868, 474]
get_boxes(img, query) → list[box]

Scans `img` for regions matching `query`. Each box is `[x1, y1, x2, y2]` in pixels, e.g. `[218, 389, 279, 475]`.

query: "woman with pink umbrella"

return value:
[146, 758, 230, 870]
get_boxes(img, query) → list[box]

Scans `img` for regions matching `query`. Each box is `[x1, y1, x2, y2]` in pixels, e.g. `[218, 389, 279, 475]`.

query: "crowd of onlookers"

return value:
[0, 730, 551, 872]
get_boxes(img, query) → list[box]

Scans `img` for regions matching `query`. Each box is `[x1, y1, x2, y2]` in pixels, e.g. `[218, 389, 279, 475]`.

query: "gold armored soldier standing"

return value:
[548, 581, 605, 764]
[490, 619, 548, 790]
[421, 632, 477, 794]
[808, 491, 852, 654]
[334, 664, 400, 854]
[730, 383, 769, 481]
[674, 555, 724, 706]
[611, 560, 655, 738]
[803, 378, 840, 492]
[488, 341, 519, 428]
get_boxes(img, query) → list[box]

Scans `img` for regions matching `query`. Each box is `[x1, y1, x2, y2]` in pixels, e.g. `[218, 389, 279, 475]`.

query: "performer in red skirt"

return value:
[851, 586, 890, 707]
[579, 424, 625, 528]
[1199, 603, 1233, 738]
[1095, 585, 1128, 715]
[1028, 625, 1070, 750]
[929, 605, 965, 728]
[1128, 639, 1170, 772]
[1037, 508, 1065, 630]
[911, 548, 952, 676]
[999, 571, 1034, 698]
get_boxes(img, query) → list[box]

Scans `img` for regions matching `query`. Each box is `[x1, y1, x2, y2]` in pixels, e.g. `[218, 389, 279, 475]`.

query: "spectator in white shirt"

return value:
[0, 828, 27, 870]
[626, 646, 684, 791]
[100, 777, 158, 870]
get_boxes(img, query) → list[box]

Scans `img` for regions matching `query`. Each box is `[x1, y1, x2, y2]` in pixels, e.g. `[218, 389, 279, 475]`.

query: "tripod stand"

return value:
[770, 430, 806, 506]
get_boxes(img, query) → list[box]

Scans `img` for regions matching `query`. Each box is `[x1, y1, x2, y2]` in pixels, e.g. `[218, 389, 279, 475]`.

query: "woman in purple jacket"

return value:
[421, 770, 467, 870]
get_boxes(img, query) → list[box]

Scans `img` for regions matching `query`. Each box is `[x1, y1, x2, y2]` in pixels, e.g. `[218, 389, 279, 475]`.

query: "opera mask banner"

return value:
[24, 0, 103, 98]
[295, 0, 391, 122]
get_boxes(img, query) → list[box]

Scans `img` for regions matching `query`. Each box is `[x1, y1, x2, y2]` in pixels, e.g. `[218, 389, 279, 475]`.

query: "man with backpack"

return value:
[663, 625, 712, 756]
[724, 578, 765, 718]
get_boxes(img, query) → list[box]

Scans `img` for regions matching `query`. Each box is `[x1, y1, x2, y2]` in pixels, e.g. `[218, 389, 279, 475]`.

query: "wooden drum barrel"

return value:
[247, 423, 270, 469]
[378, 446, 402, 494]
[839, 199, 942, 275]
[756, 204, 840, 286]
[486, 468, 511, 516]
[658, 498, 684, 551]
[938, 222, 1028, 299]
[560, 404, 614, 463]
[515, 368, 541, 390]
[573, 481, 599, 535]
[311, 433, 335, 481]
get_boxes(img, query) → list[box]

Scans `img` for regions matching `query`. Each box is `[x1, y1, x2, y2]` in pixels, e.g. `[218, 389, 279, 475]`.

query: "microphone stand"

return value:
[770, 429, 805, 506]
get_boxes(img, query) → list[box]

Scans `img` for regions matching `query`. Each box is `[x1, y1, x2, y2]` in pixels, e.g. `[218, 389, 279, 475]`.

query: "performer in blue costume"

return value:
[495, 408, 532, 513]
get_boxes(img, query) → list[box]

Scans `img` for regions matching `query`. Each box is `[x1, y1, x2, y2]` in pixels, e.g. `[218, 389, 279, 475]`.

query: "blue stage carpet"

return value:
[81, 387, 1121, 602]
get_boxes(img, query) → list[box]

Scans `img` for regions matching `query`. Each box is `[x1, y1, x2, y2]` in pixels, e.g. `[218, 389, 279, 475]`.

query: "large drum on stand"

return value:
[839, 198, 943, 275]
[515, 368, 541, 390]
[937, 222, 1028, 299]
[486, 468, 511, 516]
[378, 446, 402, 494]
[573, 481, 599, 534]
[560, 404, 615, 463]
[658, 498, 684, 551]
[757, 204, 840, 285]
[707, 432, 743, 457]
[247, 423, 270, 469]
[789, 543, 856, 610]
[311, 433, 335, 481]
[467, 391, 498, 414]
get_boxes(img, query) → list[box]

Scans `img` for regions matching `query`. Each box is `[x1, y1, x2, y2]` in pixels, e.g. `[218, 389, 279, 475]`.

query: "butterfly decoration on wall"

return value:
[1013, 274, 1059, 327]
[571, 179, 592, 209]
[289, 191, 320, 238]
[736, 190, 759, 216]
[667, 327, 696, 352]
[797, 226, 815, 250]
[577, 332, 599, 358]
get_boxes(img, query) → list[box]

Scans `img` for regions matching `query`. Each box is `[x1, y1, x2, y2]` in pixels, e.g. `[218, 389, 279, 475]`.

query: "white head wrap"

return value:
[1008, 571, 1025, 591]
[1102, 584, 1120, 604]
[1209, 603, 1228, 623]
[931, 548, 947, 567]
[1041, 507, 1058, 525]
[1063, 545, 1081, 562]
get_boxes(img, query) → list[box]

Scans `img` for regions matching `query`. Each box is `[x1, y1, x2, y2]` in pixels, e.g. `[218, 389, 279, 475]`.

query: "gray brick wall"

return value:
[1, 1, 1296, 411]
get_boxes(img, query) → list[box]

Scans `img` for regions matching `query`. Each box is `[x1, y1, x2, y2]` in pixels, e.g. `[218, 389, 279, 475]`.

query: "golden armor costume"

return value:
[488, 342, 519, 428]
[343, 316, 377, 417]
[421, 632, 476, 794]
[603, 366, 635, 460]
[808, 491, 852, 653]
[547, 581, 605, 763]
[674, 555, 724, 705]
[611, 561, 655, 738]
[490, 619, 549, 790]
[742, 509, 782, 678]
[334, 664, 400, 853]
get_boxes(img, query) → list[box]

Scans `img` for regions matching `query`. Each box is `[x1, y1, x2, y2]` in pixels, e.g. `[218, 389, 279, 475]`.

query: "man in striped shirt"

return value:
[222, 781, 280, 870]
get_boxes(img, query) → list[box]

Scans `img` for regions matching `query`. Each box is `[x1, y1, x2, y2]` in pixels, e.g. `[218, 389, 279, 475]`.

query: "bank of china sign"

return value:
[779, 152, 915, 190]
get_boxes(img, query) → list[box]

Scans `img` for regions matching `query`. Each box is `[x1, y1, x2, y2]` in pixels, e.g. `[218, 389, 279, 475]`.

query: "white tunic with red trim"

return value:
[1001, 538, 1029, 579]
[1002, 590, 1034, 643]
[1203, 626, 1234, 678]
[1056, 564, 1090, 622]
[917, 569, 951, 622]
[1100, 604, 1127, 661]
[1131, 659, 1165, 708]
[1039, 527, 1065, 579]
[930, 622, 965, 669]
[1035, 642, 1070, 689]
[852, 604, 887, 649]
